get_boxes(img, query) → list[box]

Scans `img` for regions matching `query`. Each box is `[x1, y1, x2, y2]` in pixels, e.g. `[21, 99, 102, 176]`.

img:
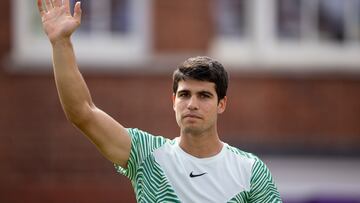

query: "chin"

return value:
[182, 126, 203, 135]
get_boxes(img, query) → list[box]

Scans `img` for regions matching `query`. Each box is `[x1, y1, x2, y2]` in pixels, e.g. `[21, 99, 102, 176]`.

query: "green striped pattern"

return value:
[227, 146, 282, 203]
[115, 129, 181, 202]
[115, 129, 282, 203]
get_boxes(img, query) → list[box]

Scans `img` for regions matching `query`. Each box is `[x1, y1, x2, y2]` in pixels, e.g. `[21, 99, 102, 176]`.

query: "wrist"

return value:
[51, 37, 72, 48]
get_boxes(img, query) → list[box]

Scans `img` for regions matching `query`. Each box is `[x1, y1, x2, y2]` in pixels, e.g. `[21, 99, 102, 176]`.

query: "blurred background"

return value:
[1, 0, 360, 202]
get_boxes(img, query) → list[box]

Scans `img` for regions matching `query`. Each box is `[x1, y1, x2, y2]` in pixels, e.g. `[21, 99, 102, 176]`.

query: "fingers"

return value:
[44, 0, 53, 11]
[52, 0, 62, 7]
[74, 1, 82, 22]
[38, 0, 80, 19]
[64, 0, 71, 14]
[37, 0, 46, 15]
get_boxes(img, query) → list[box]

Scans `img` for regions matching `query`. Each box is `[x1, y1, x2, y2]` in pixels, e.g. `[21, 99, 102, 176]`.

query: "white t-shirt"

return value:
[115, 128, 282, 203]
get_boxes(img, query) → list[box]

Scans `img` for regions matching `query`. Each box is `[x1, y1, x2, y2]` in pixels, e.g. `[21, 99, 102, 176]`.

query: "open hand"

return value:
[37, 0, 82, 44]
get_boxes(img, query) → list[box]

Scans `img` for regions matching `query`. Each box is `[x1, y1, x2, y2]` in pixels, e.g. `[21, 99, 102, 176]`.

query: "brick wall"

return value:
[154, 0, 213, 52]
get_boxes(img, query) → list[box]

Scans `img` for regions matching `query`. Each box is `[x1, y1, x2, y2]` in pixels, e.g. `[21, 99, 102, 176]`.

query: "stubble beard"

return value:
[180, 121, 215, 137]
[182, 125, 202, 136]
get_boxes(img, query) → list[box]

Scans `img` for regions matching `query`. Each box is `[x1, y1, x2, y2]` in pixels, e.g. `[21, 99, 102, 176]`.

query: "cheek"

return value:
[205, 102, 218, 112]
[173, 101, 183, 114]
[174, 99, 186, 108]
[174, 102, 184, 124]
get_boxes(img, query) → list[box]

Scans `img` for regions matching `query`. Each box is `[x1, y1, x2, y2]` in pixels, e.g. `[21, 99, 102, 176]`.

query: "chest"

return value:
[152, 145, 253, 203]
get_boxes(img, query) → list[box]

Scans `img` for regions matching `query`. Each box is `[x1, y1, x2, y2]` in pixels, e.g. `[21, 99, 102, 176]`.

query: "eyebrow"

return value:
[176, 89, 190, 94]
[198, 90, 214, 96]
[177, 89, 214, 96]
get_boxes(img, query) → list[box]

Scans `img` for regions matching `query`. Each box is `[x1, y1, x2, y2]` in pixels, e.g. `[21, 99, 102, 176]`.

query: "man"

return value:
[37, 0, 282, 202]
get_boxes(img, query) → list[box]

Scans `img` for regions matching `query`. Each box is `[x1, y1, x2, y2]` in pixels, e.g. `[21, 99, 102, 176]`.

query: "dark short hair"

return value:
[172, 56, 228, 101]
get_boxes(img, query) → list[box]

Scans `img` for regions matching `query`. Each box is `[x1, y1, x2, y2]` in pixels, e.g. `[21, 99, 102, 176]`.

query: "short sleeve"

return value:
[114, 128, 167, 181]
[248, 158, 282, 203]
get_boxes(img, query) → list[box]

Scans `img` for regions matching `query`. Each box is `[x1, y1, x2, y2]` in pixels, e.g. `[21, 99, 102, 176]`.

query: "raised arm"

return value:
[37, 0, 131, 168]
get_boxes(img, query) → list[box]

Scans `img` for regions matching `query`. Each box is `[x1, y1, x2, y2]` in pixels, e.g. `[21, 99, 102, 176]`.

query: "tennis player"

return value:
[37, 0, 282, 202]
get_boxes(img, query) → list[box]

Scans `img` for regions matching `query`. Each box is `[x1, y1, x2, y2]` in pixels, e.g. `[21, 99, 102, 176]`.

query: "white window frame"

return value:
[210, 0, 360, 73]
[11, 0, 151, 71]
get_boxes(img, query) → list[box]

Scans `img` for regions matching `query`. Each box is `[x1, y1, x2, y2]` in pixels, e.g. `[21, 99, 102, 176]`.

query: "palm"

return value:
[37, 0, 81, 43]
[42, 8, 78, 41]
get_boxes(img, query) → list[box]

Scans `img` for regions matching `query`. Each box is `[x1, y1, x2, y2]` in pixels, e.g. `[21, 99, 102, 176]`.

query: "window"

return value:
[214, 0, 248, 38]
[277, 0, 360, 43]
[11, 0, 151, 70]
[211, 0, 360, 71]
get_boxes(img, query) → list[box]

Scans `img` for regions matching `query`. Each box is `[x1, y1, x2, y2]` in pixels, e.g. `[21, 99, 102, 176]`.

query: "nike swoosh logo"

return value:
[189, 171, 207, 178]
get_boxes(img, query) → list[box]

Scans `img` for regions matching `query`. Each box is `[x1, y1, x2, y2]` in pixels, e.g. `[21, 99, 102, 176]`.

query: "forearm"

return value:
[51, 38, 132, 165]
[52, 38, 94, 125]
[37, 0, 131, 166]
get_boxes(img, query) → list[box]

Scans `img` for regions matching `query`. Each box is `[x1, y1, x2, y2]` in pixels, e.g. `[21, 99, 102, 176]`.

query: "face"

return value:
[173, 79, 227, 135]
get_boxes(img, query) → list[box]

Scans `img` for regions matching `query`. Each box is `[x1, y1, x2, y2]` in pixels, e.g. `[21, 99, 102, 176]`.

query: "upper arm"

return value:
[75, 106, 131, 168]
[249, 159, 282, 202]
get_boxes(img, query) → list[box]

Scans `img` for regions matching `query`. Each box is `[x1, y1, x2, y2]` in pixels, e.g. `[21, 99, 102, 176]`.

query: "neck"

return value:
[179, 129, 223, 158]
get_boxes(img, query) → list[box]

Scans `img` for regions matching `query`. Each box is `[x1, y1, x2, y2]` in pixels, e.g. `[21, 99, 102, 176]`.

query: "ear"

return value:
[172, 93, 176, 111]
[217, 96, 227, 114]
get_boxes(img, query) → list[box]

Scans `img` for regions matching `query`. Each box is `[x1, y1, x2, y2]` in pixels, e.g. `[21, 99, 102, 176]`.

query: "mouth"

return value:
[182, 113, 202, 120]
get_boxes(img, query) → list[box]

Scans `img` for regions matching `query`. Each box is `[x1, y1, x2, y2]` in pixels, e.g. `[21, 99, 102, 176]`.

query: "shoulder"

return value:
[115, 128, 171, 178]
[225, 144, 257, 158]
[125, 128, 174, 164]
[224, 144, 259, 164]
[223, 144, 269, 180]
[126, 128, 176, 160]
[127, 128, 169, 147]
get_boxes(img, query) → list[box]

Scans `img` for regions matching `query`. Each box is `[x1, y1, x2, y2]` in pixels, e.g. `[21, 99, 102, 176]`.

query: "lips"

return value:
[182, 113, 202, 119]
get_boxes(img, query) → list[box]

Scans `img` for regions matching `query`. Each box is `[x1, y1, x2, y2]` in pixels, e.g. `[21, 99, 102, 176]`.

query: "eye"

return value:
[199, 93, 211, 99]
[178, 92, 190, 98]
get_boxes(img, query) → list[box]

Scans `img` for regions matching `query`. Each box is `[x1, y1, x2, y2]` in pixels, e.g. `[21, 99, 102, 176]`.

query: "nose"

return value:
[187, 96, 199, 110]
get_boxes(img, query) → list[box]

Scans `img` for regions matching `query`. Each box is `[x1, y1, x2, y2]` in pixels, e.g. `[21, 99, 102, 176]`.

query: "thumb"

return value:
[74, 2, 82, 23]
